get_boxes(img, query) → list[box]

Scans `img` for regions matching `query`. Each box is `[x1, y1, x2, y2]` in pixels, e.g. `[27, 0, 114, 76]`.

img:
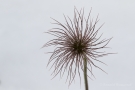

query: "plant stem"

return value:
[84, 56, 89, 90]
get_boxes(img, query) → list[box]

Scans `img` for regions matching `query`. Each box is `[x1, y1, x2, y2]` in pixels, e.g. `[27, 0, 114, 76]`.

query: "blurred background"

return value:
[0, 0, 135, 90]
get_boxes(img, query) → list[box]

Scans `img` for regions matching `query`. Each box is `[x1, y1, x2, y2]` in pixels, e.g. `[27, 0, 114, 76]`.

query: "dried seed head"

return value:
[43, 7, 112, 86]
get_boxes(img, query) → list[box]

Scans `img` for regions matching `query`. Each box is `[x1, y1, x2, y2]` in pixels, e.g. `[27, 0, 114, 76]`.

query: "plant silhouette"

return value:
[43, 7, 113, 90]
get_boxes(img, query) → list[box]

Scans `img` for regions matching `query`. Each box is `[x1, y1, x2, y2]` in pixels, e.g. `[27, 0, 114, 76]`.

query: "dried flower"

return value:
[43, 7, 112, 87]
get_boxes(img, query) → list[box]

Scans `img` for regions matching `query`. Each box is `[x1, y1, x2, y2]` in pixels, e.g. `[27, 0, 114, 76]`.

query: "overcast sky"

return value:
[0, 0, 135, 90]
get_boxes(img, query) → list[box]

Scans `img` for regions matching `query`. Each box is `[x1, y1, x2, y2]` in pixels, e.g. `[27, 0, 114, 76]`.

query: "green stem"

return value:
[84, 57, 89, 90]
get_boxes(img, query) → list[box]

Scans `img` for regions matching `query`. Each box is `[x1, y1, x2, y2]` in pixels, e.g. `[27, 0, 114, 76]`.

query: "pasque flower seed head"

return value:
[43, 7, 113, 86]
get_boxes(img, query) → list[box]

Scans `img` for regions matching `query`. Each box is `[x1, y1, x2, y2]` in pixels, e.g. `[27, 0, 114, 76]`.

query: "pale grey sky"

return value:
[0, 0, 135, 90]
